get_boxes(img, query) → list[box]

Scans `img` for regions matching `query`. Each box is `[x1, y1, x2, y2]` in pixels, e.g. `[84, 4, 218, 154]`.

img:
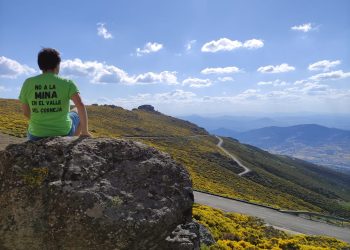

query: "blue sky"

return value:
[0, 0, 349, 115]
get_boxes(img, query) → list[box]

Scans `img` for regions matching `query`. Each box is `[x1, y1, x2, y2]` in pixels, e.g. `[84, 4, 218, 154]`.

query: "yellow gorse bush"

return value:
[1, 98, 349, 219]
[193, 203, 350, 250]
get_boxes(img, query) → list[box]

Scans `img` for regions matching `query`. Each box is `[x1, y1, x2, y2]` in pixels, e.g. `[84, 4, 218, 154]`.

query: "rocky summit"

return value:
[0, 137, 198, 250]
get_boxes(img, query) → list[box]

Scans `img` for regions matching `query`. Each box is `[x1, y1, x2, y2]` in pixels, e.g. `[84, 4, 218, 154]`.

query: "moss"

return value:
[111, 196, 123, 207]
[22, 167, 49, 187]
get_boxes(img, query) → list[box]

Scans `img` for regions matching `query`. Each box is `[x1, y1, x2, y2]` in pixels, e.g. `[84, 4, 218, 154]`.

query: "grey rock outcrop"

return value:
[137, 104, 160, 114]
[197, 222, 215, 246]
[0, 137, 196, 250]
[166, 221, 200, 250]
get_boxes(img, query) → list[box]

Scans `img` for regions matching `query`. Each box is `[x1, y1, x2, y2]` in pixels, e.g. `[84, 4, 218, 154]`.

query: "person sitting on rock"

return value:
[19, 48, 91, 141]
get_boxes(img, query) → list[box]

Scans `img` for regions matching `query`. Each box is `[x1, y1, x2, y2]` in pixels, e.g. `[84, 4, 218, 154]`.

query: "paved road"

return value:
[124, 135, 251, 176]
[194, 191, 350, 243]
[4, 133, 349, 242]
[215, 136, 251, 176]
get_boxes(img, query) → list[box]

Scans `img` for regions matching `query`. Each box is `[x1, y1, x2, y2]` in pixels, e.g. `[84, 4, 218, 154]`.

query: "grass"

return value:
[1, 98, 350, 219]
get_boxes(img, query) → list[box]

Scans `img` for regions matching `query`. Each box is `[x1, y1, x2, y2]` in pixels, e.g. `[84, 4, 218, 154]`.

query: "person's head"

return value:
[37, 48, 61, 74]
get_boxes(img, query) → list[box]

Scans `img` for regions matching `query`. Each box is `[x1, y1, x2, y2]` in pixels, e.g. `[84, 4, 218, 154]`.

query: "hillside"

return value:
[193, 203, 350, 249]
[1, 98, 350, 219]
[213, 125, 350, 173]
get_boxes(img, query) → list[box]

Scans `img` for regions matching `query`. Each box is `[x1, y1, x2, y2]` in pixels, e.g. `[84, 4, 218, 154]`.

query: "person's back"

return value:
[19, 48, 91, 140]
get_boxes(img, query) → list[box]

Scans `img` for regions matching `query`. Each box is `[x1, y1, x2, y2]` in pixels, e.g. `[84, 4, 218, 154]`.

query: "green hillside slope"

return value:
[1, 98, 350, 218]
[220, 139, 350, 218]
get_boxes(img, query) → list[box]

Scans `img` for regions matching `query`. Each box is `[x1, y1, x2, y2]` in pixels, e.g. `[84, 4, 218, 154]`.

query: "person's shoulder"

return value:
[54, 74, 72, 82]
[26, 74, 42, 81]
[22, 74, 41, 86]
[54, 74, 76, 85]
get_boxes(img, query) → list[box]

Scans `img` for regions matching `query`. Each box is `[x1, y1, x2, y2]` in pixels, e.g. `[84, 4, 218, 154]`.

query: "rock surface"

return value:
[0, 137, 195, 250]
[0, 132, 25, 151]
[166, 221, 200, 250]
[197, 222, 215, 247]
[137, 104, 160, 113]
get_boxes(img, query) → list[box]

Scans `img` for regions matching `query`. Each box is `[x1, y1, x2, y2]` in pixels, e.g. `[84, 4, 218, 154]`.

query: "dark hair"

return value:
[37, 48, 61, 71]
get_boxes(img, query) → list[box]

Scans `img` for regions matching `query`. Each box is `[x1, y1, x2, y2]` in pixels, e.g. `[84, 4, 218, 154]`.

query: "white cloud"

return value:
[309, 70, 350, 81]
[257, 63, 295, 73]
[136, 42, 163, 56]
[235, 89, 262, 101]
[61, 58, 177, 85]
[134, 71, 178, 85]
[185, 40, 197, 51]
[0, 56, 36, 78]
[61, 58, 132, 84]
[90, 83, 350, 114]
[291, 23, 313, 32]
[300, 82, 329, 95]
[154, 89, 197, 102]
[243, 39, 264, 49]
[182, 77, 212, 88]
[97, 23, 113, 39]
[201, 66, 240, 75]
[0, 85, 11, 92]
[201, 38, 264, 53]
[60, 58, 96, 77]
[112, 89, 197, 106]
[308, 60, 341, 72]
[201, 38, 241, 52]
[294, 79, 308, 85]
[276, 81, 344, 99]
[257, 79, 288, 87]
[218, 77, 234, 82]
[93, 66, 132, 84]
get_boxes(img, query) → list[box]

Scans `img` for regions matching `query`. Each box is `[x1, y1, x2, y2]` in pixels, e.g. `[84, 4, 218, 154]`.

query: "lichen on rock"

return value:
[0, 137, 198, 250]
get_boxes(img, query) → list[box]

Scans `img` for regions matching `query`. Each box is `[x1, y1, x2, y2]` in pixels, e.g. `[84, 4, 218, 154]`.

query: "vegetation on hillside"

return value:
[193, 203, 350, 250]
[220, 124, 350, 171]
[220, 138, 350, 218]
[1, 98, 350, 219]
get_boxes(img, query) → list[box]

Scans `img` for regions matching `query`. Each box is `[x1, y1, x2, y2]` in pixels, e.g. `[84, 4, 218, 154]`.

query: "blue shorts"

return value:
[27, 112, 80, 141]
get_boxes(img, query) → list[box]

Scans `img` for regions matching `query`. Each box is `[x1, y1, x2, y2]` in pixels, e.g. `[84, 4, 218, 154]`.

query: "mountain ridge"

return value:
[181, 114, 350, 131]
[1, 98, 350, 219]
[212, 124, 350, 173]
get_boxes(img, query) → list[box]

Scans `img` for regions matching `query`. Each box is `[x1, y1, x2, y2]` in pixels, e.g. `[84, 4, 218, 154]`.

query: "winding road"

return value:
[3, 133, 349, 243]
[2, 133, 250, 177]
[123, 134, 251, 176]
[194, 190, 350, 243]
[215, 135, 251, 176]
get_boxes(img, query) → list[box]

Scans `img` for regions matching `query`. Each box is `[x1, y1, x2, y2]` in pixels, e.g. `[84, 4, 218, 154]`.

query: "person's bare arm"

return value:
[22, 103, 31, 119]
[71, 93, 91, 137]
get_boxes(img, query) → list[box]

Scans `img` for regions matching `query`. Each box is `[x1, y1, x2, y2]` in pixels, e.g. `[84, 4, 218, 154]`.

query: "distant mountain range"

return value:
[180, 114, 350, 132]
[1, 98, 350, 219]
[212, 124, 350, 173]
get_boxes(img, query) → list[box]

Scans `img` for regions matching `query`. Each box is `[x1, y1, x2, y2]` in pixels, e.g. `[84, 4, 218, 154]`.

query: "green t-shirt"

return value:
[19, 72, 79, 137]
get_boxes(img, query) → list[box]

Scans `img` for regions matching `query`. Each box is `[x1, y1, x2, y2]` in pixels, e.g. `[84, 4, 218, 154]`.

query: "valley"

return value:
[1, 98, 350, 220]
[213, 124, 350, 173]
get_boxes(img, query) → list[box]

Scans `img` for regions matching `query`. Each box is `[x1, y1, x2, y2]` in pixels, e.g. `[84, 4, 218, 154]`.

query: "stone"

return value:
[137, 105, 159, 113]
[196, 222, 215, 247]
[165, 221, 200, 250]
[0, 137, 194, 250]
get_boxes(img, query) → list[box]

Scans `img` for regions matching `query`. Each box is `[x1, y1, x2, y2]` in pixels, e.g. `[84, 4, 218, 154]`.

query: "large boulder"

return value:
[0, 137, 196, 250]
